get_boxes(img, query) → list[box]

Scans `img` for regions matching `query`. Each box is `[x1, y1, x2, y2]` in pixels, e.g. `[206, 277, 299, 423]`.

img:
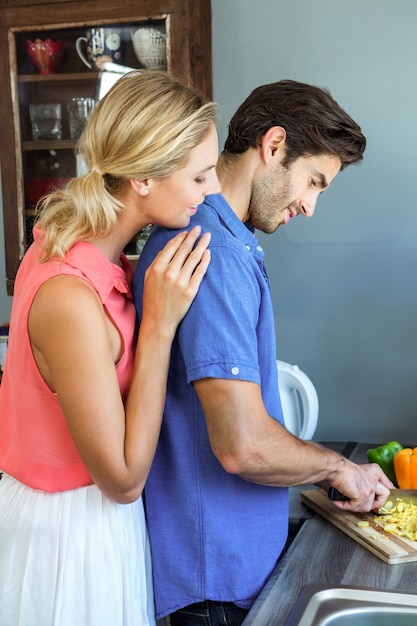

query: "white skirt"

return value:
[0, 472, 156, 626]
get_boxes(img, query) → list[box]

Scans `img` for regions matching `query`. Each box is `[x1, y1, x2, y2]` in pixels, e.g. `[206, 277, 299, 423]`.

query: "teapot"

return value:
[76, 28, 122, 70]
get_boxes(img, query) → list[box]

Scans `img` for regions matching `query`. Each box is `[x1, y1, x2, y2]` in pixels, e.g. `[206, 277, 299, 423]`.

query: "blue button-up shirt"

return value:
[133, 193, 289, 619]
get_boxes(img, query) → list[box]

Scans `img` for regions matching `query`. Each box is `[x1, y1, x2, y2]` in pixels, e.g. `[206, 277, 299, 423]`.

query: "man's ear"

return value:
[260, 126, 287, 163]
[130, 178, 151, 197]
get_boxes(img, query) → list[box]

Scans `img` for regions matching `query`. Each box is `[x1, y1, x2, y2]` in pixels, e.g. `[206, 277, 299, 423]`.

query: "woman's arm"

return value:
[28, 228, 211, 503]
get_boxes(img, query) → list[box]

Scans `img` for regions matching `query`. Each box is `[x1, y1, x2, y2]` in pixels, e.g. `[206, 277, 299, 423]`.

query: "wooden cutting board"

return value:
[301, 488, 417, 564]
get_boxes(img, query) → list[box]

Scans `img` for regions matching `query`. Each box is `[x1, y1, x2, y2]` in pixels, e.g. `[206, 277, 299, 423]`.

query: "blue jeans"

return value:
[169, 600, 249, 626]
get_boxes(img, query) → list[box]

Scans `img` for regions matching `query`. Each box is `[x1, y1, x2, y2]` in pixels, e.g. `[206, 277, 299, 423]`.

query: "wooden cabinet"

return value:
[0, 0, 212, 295]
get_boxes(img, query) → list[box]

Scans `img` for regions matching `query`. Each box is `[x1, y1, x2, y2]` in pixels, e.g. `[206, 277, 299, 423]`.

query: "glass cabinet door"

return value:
[0, 0, 212, 295]
[13, 18, 167, 254]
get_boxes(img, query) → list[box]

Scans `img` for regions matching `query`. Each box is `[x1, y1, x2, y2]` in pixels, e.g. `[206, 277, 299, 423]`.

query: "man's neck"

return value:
[216, 151, 255, 223]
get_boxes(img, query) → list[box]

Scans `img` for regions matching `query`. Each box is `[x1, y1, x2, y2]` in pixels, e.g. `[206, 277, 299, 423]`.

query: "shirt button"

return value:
[231, 367, 239, 375]
[256, 245, 263, 252]
[245, 244, 250, 250]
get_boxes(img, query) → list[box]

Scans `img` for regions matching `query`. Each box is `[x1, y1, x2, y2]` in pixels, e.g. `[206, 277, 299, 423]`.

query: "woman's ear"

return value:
[260, 126, 287, 162]
[130, 178, 151, 197]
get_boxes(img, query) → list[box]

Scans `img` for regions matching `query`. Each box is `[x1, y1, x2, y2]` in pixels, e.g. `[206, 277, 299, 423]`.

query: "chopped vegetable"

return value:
[374, 498, 417, 541]
[357, 521, 369, 527]
[378, 499, 394, 514]
[393, 447, 417, 489]
[367, 441, 403, 485]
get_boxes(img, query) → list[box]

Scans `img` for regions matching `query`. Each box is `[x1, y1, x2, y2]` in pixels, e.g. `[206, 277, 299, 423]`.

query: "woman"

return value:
[0, 70, 220, 626]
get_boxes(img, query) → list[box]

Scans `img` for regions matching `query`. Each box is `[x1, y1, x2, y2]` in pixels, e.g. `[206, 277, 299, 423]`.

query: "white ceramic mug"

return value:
[76, 28, 122, 70]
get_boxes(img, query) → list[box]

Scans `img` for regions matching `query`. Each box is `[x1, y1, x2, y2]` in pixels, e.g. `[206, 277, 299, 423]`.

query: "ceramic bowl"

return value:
[131, 27, 166, 70]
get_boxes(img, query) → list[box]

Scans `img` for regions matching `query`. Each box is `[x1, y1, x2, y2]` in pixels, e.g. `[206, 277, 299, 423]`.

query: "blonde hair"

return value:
[36, 70, 219, 260]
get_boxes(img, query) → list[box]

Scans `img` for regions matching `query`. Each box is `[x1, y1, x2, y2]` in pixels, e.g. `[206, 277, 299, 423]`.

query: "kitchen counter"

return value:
[243, 442, 417, 625]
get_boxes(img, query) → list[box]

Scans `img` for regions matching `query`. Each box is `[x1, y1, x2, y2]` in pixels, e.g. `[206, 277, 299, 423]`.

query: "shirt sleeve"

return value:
[178, 240, 262, 385]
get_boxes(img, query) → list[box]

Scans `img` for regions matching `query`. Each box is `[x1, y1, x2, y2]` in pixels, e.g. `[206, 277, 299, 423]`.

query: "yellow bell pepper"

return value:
[393, 448, 417, 489]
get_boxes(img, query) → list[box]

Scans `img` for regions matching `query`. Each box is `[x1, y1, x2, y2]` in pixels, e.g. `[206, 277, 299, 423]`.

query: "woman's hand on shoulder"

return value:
[141, 226, 211, 336]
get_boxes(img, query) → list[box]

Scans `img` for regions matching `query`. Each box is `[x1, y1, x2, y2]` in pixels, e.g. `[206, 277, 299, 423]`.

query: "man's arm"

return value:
[193, 377, 392, 512]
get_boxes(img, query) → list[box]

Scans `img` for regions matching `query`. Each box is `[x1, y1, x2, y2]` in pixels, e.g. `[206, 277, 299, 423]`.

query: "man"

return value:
[133, 80, 392, 626]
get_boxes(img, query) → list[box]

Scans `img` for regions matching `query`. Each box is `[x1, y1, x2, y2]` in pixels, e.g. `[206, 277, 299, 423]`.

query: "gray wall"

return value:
[0, 1, 416, 444]
[211, 0, 417, 443]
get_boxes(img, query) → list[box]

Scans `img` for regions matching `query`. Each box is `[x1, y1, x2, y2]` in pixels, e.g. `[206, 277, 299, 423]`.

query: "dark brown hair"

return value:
[223, 79, 366, 170]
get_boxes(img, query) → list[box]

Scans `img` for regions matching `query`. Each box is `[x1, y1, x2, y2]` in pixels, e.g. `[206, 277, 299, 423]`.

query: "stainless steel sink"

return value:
[285, 583, 417, 625]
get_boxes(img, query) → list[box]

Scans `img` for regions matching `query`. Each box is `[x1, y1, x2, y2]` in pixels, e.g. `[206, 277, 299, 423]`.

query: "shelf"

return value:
[18, 72, 99, 83]
[22, 139, 76, 150]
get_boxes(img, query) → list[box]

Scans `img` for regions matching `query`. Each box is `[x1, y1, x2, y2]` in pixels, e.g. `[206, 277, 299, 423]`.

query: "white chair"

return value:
[277, 360, 319, 440]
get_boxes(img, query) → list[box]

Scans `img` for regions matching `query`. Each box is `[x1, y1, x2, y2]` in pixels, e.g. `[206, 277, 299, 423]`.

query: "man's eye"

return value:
[195, 177, 207, 185]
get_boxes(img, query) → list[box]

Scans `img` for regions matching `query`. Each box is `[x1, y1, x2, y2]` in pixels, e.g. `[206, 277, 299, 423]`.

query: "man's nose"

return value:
[299, 197, 316, 218]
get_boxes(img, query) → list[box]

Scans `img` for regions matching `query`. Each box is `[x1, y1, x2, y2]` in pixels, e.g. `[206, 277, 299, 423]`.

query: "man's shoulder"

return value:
[146, 196, 228, 249]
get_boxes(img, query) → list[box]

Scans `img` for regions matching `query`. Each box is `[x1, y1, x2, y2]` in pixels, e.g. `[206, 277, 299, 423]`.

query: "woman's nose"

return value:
[207, 170, 221, 196]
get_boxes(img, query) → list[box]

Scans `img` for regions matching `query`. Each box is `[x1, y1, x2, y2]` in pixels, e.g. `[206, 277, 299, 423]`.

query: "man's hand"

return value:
[322, 461, 393, 513]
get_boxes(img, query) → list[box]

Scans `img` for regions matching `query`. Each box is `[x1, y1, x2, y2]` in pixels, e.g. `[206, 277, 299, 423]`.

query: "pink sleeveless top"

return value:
[0, 228, 135, 491]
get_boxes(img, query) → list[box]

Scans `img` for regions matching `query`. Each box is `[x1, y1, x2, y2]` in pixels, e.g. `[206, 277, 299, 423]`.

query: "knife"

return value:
[328, 487, 349, 502]
[328, 487, 417, 512]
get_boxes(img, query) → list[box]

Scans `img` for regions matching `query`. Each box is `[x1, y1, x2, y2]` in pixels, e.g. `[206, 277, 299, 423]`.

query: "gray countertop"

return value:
[243, 442, 417, 626]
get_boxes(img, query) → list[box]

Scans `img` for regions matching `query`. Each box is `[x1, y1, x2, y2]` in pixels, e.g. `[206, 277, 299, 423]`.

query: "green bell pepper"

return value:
[366, 441, 403, 485]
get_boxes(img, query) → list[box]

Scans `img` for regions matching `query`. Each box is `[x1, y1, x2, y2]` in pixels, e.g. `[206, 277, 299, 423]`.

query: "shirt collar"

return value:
[33, 227, 133, 301]
[204, 193, 265, 258]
